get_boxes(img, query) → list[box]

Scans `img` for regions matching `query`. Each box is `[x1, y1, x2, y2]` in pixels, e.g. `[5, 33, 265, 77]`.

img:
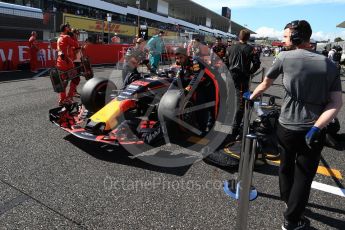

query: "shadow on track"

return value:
[258, 192, 345, 229]
[0, 70, 48, 83]
[64, 134, 192, 176]
[202, 159, 238, 174]
[254, 163, 279, 176]
[304, 209, 345, 229]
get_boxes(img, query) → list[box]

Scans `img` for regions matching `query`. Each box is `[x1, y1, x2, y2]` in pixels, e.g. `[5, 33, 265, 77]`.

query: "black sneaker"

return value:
[282, 218, 306, 230]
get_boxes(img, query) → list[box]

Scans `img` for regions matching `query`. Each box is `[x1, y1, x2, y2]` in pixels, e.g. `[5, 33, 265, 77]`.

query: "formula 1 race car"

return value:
[49, 58, 232, 148]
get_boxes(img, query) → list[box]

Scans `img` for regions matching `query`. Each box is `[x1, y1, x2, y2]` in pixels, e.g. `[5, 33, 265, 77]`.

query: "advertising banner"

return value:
[148, 27, 178, 37]
[0, 41, 129, 71]
[63, 13, 178, 38]
[63, 13, 137, 36]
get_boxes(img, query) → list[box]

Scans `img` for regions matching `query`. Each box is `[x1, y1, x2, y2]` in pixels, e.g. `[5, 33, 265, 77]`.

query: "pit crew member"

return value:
[147, 31, 165, 74]
[29, 31, 39, 73]
[250, 20, 342, 230]
[174, 47, 215, 133]
[226, 29, 261, 141]
[56, 23, 80, 105]
[210, 37, 227, 67]
[122, 38, 149, 83]
[122, 49, 145, 88]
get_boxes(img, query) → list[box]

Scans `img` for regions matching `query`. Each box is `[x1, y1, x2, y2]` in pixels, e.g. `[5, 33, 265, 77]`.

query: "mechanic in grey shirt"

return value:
[250, 20, 342, 230]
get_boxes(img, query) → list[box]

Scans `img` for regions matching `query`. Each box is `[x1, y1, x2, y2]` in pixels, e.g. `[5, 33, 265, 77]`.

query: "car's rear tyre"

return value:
[81, 77, 117, 113]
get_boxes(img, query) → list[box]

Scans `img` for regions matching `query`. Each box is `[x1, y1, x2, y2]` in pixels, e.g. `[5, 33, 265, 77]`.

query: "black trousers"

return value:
[232, 77, 249, 136]
[276, 123, 325, 223]
[196, 80, 215, 131]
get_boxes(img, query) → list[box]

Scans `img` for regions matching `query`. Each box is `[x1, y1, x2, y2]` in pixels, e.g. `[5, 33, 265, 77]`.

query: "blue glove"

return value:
[243, 91, 252, 101]
[305, 126, 321, 149]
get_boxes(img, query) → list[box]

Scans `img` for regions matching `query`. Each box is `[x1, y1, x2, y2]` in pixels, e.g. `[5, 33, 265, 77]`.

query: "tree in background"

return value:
[334, 37, 344, 42]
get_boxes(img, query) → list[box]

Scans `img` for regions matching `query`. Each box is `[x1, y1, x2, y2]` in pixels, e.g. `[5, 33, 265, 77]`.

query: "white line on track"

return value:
[311, 181, 345, 198]
[33, 69, 50, 78]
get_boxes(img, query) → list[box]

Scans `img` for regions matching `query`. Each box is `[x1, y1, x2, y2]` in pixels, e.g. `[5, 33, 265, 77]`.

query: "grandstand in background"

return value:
[0, 0, 254, 43]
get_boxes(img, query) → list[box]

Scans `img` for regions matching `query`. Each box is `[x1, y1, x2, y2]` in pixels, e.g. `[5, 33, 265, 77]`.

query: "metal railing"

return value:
[223, 65, 278, 228]
[223, 93, 260, 230]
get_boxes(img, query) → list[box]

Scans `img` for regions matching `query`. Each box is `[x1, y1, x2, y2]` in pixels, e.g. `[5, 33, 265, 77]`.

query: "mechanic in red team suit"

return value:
[29, 31, 39, 73]
[56, 24, 79, 105]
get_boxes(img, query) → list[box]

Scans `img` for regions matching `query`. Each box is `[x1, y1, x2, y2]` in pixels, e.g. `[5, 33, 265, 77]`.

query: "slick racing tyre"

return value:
[158, 89, 201, 144]
[81, 77, 117, 113]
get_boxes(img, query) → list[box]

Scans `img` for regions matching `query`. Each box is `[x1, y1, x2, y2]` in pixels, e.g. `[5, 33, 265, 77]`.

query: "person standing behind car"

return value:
[189, 38, 202, 59]
[29, 31, 39, 73]
[322, 47, 329, 57]
[249, 20, 342, 230]
[122, 49, 143, 88]
[226, 29, 261, 141]
[111, 33, 121, 44]
[328, 45, 342, 70]
[122, 38, 150, 83]
[210, 37, 227, 67]
[147, 31, 165, 74]
[56, 24, 80, 105]
[224, 39, 232, 69]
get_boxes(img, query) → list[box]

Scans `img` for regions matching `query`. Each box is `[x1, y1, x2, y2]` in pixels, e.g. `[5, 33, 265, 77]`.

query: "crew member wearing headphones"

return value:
[249, 20, 342, 230]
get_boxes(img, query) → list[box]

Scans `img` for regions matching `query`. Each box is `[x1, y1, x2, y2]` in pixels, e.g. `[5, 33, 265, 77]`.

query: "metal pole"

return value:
[223, 100, 258, 203]
[238, 100, 251, 181]
[137, 0, 140, 36]
[260, 67, 266, 105]
[236, 134, 258, 230]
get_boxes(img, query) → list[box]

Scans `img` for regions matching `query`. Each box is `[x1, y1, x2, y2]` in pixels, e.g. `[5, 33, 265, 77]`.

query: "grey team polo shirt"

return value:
[266, 49, 342, 131]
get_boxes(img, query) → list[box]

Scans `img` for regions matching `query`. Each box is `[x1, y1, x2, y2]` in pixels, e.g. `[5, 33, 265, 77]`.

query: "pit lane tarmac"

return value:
[0, 59, 344, 229]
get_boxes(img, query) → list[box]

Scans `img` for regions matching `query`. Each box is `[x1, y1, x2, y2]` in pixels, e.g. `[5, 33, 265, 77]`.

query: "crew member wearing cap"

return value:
[147, 31, 165, 74]
[174, 47, 215, 133]
[29, 31, 39, 73]
[122, 38, 149, 83]
[122, 49, 144, 88]
[56, 24, 80, 105]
